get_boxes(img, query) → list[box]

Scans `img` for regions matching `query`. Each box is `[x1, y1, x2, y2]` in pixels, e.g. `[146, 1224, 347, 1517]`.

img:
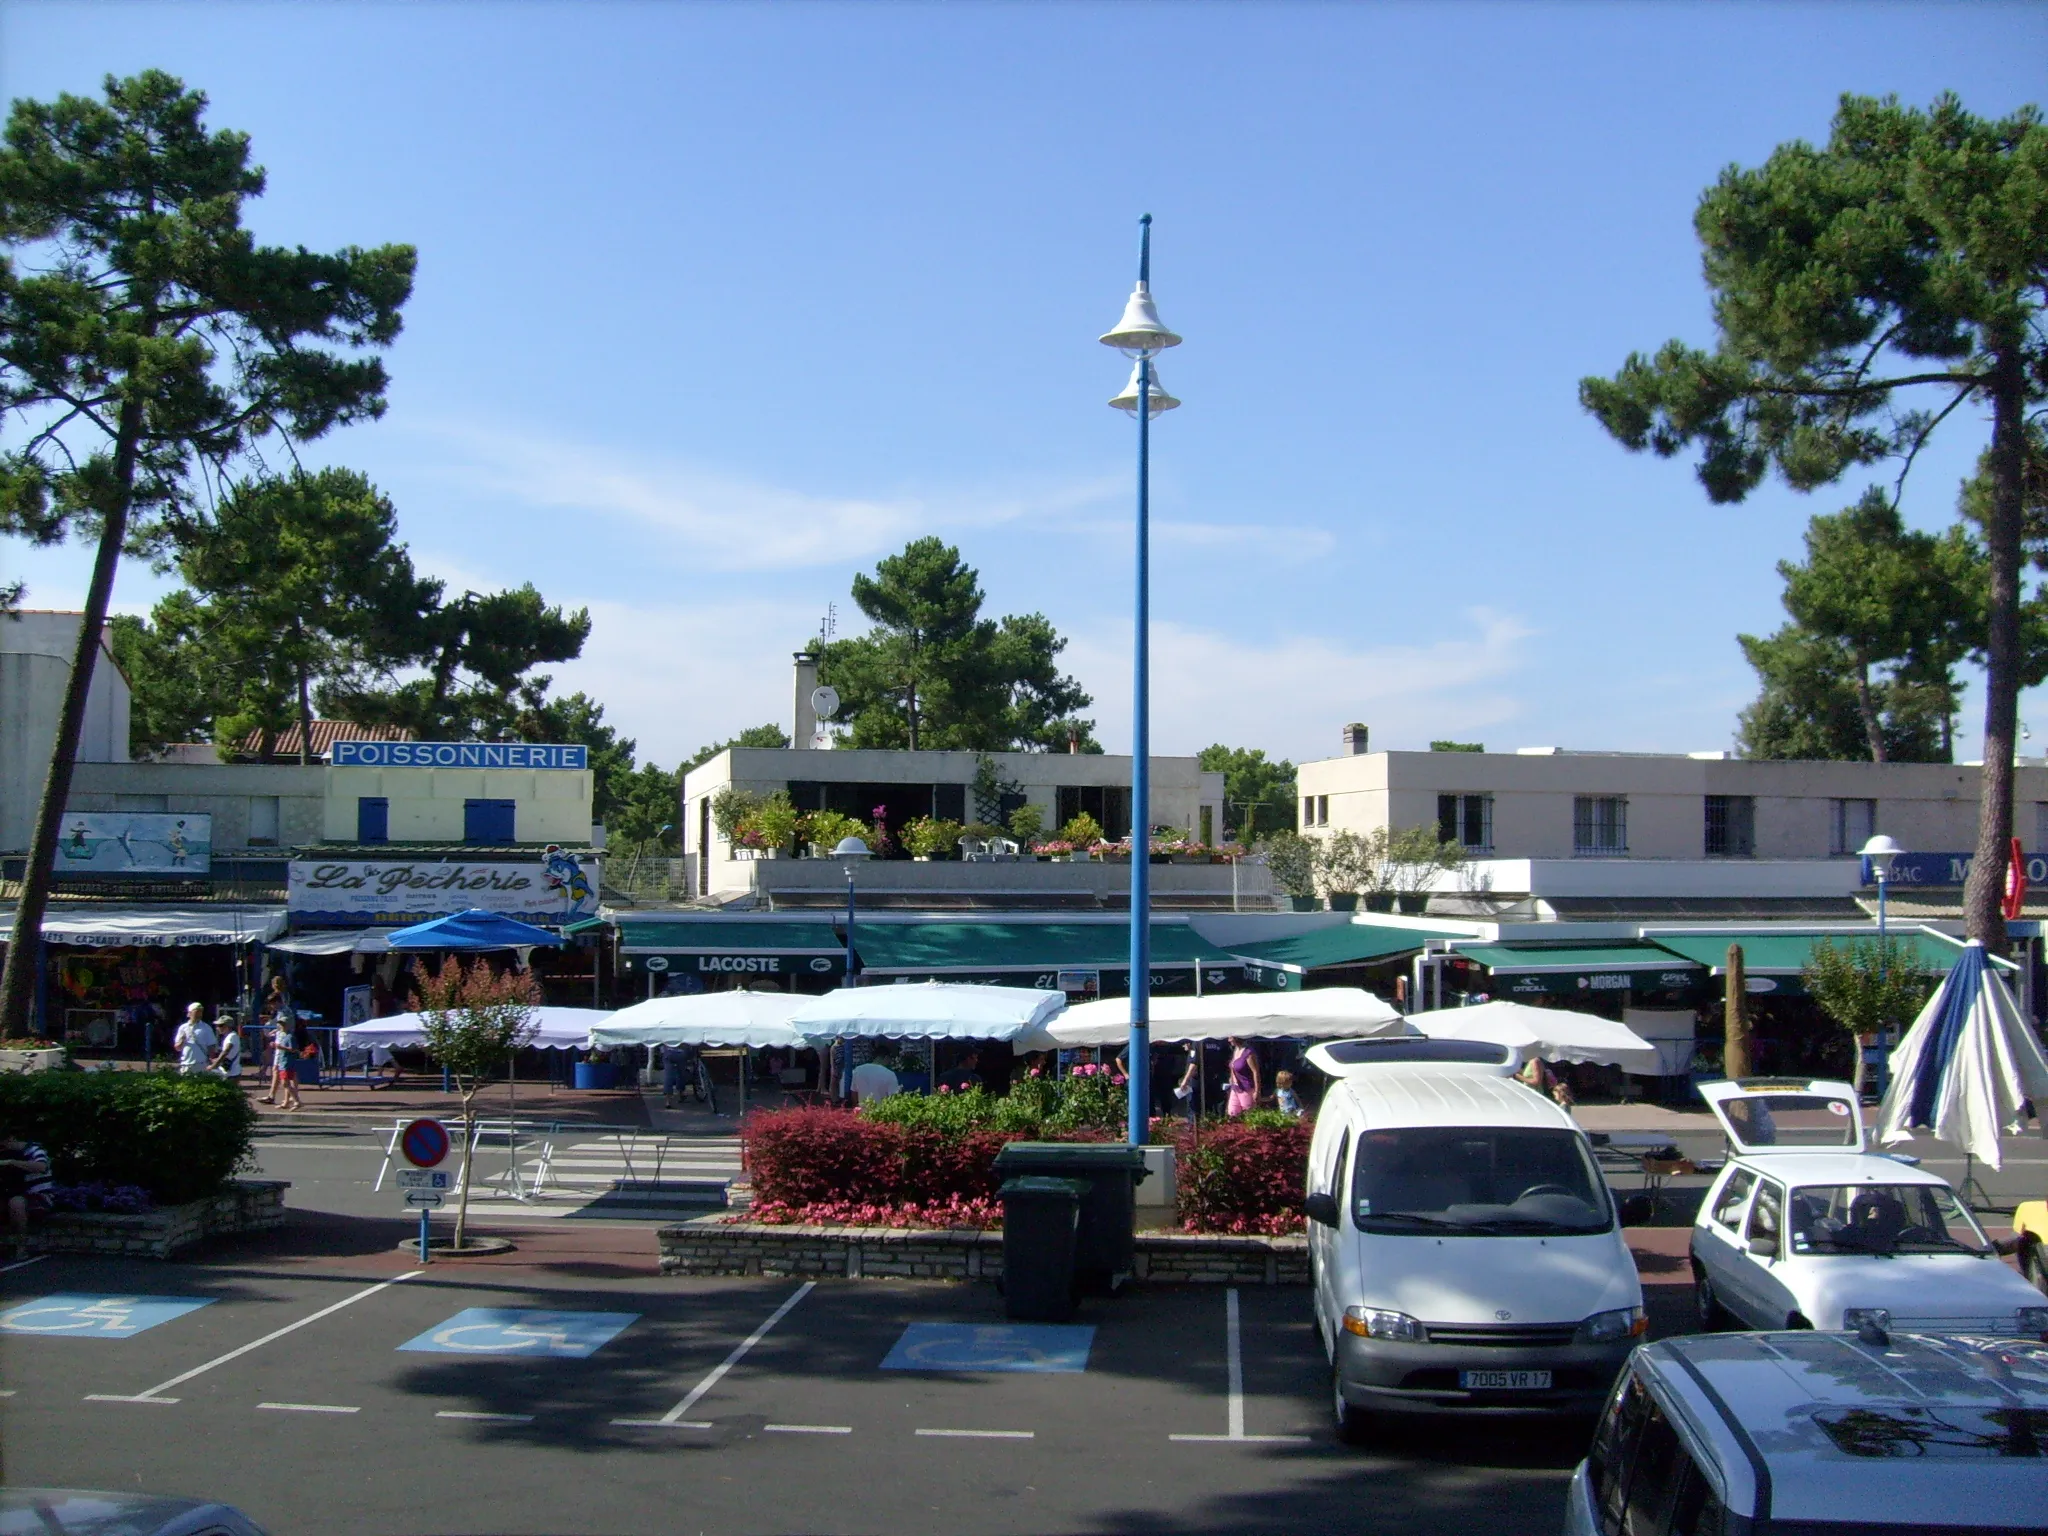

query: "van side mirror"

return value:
[1304, 1192, 1341, 1228]
[1746, 1235, 1777, 1258]
[1619, 1195, 1654, 1227]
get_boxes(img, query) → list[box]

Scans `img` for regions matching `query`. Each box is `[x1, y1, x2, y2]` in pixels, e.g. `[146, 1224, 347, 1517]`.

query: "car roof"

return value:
[1727, 1151, 1951, 1188]
[0, 1490, 262, 1536]
[1331, 1066, 1574, 1133]
[1642, 1332, 2048, 1525]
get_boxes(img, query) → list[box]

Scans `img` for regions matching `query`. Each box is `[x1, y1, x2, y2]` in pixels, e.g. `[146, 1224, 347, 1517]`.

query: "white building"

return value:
[1, 612, 129, 852]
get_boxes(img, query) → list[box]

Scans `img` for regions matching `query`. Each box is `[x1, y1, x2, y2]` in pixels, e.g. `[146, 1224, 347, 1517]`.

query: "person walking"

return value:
[265, 1008, 303, 1110]
[173, 1003, 217, 1077]
[661, 1041, 687, 1109]
[1172, 1044, 1201, 1122]
[1225, 1036, 1260, 1117]
[209, 1010, 243, 1079]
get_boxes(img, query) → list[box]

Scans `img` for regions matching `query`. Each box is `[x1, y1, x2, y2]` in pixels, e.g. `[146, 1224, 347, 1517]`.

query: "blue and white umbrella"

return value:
[1877, 940, 2048, 1170]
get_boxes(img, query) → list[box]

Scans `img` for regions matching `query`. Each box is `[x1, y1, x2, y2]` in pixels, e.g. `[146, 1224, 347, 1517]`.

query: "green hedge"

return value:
[0, 1071, 257, 1205]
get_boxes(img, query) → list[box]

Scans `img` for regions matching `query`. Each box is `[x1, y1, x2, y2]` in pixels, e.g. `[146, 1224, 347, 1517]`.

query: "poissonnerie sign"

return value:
[332, 741, 587, 770]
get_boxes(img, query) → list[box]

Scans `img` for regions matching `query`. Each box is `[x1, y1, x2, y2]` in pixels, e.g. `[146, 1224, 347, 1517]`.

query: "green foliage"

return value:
[1579, 92, 2048, 939]
[605, 761, 680, 851]
[1383, 825, 1464, 893]
[1737, 624, 1949, 762]
[681, 724, 790, 775]
[1314, 829, 1378, 897]
[1802, 939, 1939, 1037]
[1260, 830, 1320, 899]
[1006, 802, 1045, 843]
[1198, 744, 1298, 841]
[1429, 741, 1484, 753]
[816, 538, 1095, 750]
[860, 1068, 1127, 1136]
[1058, 811, 1105, 848]
[711, 787, 766, 842]
[410, 955, 540, 1244]
[109, 601, 222, 756]
[901, 816, 965, 857]
[0, 1070, 255, 1204]
[801, 809, 866, 850]
[747, 792, 802, 852]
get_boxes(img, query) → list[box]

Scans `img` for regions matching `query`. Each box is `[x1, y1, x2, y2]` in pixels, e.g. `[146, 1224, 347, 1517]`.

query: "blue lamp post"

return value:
[1100, 214, 1182, 1146]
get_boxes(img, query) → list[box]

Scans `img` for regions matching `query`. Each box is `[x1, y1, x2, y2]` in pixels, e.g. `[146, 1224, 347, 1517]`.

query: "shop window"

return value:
[1057, 785, 1131, 841]
[1438, 793, 1493, 852]
[356, 797, 389, 844]
[247, 796, 281, 847]
[1832, 798, 1877, 856]
[1704, 795, 1755, 858]
[463, 799, 516, 844]
[1574, 796, 1627, 856]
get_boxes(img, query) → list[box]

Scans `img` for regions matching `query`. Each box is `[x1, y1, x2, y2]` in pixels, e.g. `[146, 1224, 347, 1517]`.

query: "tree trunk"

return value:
[1964, 354, 2027, 945]
[258, 726, 274, 764]
[0, 396, 142, 1037]
[295, 655, 313, 767]
[454, 1094, 476, 1249]
[1850, 655, 1887, 764]
[1723, 944, 1751, 1081]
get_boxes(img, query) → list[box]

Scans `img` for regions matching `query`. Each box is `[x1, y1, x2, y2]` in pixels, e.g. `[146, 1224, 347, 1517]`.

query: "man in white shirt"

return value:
[173, 1003, 217, 1076]
[849, 1060, 899, 1105]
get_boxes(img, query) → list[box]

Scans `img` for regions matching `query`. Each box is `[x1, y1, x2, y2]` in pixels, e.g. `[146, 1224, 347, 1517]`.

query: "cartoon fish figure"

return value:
[542, 844, 593, 908]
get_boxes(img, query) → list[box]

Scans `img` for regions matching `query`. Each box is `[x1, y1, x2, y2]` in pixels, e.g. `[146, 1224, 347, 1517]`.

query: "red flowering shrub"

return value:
[742, 1194, 1001, 1229]
[1160, 1117, 1313, 1235]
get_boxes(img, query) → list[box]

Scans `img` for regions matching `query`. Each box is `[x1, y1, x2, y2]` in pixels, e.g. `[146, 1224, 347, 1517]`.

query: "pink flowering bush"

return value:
[741, 1193, 1002, 1229]
[1159, 1116, 1314, 1235]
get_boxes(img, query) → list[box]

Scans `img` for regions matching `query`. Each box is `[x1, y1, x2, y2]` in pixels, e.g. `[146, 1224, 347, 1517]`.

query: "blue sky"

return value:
[5, 2, 2044, 770]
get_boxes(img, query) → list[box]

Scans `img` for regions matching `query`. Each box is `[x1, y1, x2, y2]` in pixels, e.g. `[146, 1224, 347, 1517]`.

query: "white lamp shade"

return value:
[832, 836, 873, 858]
[1109, 360, 1180, 417]
[1098, 281, 1182, 357]
[1860, 834, 1906, 866]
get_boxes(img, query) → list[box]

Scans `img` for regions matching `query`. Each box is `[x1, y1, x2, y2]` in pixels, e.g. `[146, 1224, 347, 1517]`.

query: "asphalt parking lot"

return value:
[0, 1245, 1630, 1536]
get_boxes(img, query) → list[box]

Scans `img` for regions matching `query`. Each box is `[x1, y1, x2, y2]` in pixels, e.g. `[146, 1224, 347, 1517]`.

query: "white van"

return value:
[1304, 1037, 1650, 1439]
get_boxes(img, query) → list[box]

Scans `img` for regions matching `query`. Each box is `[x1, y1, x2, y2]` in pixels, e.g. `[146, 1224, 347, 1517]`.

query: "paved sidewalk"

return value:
[244, 1076, 650, 1129]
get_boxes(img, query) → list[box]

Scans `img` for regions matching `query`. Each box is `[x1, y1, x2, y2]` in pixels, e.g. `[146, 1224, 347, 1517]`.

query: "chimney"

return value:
[793, 652, 819, 749]
[1067, 725, 1080, 755]
[1342, 722, 1369, 756]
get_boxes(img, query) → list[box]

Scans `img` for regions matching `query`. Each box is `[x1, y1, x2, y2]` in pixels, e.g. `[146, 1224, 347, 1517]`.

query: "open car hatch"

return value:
[1698, 1077, 1865, 1154]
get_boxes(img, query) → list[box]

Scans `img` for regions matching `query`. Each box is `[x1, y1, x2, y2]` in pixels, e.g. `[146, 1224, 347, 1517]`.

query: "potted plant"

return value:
[1007, 803, 1046, 846]
[804, 808, 862, 857]
[1316, 829, 1376, 911]
[753, 792, 801, 858]
[1059, 812, 1105, 851]
[1033, 838, 1078, 861]
[1384, 825, 1463, 914]
[1260, 831, 1320, 911]
[903, 816, 966, 860]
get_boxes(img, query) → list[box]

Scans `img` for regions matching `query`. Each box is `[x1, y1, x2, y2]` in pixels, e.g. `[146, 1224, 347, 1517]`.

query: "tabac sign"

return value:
[288, 853, 599, 926]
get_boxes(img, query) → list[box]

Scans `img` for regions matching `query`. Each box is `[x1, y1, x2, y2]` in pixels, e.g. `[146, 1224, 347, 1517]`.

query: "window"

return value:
[463, 799, 516, 843]
[1591, 1375, 1654, 1536]
[1831, 798, 1877, 856]
[1302, 795, 1331, 828]
[1351, 1125, 1610, 1235]
[1591, 1375, 1726, 1536]
[247, 796, 281, 847]
[1703, 795, 1754, 857]
[356, 797, 389, 844]
[1745, 1179, 1784, 1257]
[1574, 795, 1627, 855]
[1710, 1168, 1756, 1231]
[1437, 793, 1493, 852]
[1056, 785, 1131, 841]
[1319, 1130, 1350, 1203]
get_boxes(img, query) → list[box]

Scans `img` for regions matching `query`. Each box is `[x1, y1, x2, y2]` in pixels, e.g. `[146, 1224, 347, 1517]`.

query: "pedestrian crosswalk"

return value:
[466, 1132, 746, 1224]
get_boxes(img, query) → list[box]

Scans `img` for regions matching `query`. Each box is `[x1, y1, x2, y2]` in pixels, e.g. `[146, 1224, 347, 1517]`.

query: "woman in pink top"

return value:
[1225, 1037, 1260, 1117]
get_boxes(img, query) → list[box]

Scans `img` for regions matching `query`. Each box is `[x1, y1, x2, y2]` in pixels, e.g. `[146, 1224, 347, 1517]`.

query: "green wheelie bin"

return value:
[999, 1176, 1088, 1321]
[992, 1141, 1149, 1291]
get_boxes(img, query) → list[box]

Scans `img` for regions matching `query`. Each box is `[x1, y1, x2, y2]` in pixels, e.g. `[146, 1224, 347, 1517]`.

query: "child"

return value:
[1274, 1070, 1303, 1118]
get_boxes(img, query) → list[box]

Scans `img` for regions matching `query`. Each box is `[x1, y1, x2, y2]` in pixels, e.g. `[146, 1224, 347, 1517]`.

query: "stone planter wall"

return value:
[28, 1179, 289, 1260]
[0, 1048, 67, 1074]
[657, 1217, 1306, 1285]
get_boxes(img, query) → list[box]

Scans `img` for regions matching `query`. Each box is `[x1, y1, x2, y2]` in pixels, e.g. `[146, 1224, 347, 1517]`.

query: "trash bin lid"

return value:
[993, 1141, 1150, 1169]
[999, 1175, 1092, 1198]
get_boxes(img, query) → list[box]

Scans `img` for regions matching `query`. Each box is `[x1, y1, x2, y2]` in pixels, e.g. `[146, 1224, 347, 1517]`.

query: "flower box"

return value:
[0, 1047, 66, 1074]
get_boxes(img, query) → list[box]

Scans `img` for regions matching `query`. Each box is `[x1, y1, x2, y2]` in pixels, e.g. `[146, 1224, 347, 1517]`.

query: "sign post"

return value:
[398, 1118, 452, 1265]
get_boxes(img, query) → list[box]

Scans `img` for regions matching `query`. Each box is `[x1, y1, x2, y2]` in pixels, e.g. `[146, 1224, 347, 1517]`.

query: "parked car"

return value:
[1303, 1036, 1651, 1439]
[0, 1490, 267, 1536]
[1689, 1078, 2048, 1338]
[1565, 1329, 2048, 1536]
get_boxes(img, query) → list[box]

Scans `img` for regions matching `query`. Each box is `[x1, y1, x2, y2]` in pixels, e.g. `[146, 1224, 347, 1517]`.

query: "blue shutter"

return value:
[357, 797, 389, 844]
[464, 799, 516, 843]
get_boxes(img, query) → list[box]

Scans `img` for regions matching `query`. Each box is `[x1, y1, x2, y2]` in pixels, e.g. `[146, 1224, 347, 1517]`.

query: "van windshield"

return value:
[1350, 1126, 1612, 1235]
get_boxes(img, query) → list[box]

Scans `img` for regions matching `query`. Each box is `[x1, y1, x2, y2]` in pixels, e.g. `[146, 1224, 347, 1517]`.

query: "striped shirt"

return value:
[16, 1142, 53, 1196]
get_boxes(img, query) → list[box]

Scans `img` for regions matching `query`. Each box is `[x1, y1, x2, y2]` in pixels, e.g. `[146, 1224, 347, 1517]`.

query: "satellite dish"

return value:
[810, 730, 834, 751]
[810, 685, 839, 718]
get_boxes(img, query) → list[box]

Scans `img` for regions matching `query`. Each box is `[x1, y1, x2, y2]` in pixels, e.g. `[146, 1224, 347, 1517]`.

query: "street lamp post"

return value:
[833, 835, 872, 1099]
[1100, 214, 1181, 1146]
[1860, 834, 1905, 953]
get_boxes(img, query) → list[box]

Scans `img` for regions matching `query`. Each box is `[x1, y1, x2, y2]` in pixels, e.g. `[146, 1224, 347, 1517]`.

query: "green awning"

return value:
[1647, 930, 1988, 976]
[1230, 924, 1463, 975]
[853, 922, 1231, 977]
[615, 917, 843, 954]
[1453, 943, 1703, 977]
[560, 916, 609, 937]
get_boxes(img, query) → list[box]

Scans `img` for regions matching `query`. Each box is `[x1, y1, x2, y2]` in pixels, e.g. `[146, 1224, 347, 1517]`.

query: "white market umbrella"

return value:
[1879, 940, 2048, 1174]
[339, 1006, 608, 1052]
[588, 990, 809, 1050]
[1406, 999, 1661, 1074]
[1047, 988, 1404, 1047]
[788, 981, 1066, 1042]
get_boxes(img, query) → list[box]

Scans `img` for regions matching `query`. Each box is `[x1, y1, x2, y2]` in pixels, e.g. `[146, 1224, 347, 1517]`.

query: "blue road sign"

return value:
[401, 1118, 451, 1169]
[880, 1322, 1095, 1373]
[397, 1308, 638, 1358]
[0, 1294, 214, 1339]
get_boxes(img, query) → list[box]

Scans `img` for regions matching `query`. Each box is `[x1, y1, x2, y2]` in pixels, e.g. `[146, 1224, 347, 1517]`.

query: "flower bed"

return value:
[0, 1070, 255, 1205]
[1160, 1116, 1314, 1234]
[744, 1194, 1002, 1230]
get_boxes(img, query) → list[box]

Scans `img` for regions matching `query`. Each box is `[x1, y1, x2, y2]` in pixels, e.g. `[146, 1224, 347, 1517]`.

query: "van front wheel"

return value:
[1332, 1363, 1370, 1446]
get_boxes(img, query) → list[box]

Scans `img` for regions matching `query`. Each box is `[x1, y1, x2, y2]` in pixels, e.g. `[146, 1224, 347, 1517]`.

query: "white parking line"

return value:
[0, 1255, 47, 1274]
[766, 1424, 851, 1434]
[1166, 1288, 1313, 1445]
[85, 1271, 420, 1405]
[916, 1428, 1033, 1439]
[259, 1402, 359, 1414]
[436, 1410, 535, 1423]
[610, 1280, 814, 1428]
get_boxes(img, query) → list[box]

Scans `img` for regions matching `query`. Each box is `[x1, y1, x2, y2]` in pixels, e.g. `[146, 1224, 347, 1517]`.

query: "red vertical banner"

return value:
[2003, 836, 2029, 922]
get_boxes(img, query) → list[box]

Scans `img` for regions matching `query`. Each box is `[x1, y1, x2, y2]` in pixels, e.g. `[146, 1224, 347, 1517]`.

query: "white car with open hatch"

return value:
[1689, 1077, 2048, 1339]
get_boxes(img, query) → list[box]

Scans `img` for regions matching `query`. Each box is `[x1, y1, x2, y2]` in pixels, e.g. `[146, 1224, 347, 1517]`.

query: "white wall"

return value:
[1, 612, 130, 851]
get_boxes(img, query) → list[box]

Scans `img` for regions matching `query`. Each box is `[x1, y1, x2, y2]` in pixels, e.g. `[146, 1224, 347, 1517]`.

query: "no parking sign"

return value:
[400, 1118, 450, 1169]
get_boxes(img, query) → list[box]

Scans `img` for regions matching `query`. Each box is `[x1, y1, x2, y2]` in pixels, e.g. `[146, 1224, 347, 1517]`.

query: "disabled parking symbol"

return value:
[0, 1294, 214, 1339]
[397, 1308, 638, 1358]
[880, 1323, 1094, 1373]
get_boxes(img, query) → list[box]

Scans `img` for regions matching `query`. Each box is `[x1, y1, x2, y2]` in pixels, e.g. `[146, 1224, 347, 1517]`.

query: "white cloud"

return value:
[1065, 609, 1538, 761]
